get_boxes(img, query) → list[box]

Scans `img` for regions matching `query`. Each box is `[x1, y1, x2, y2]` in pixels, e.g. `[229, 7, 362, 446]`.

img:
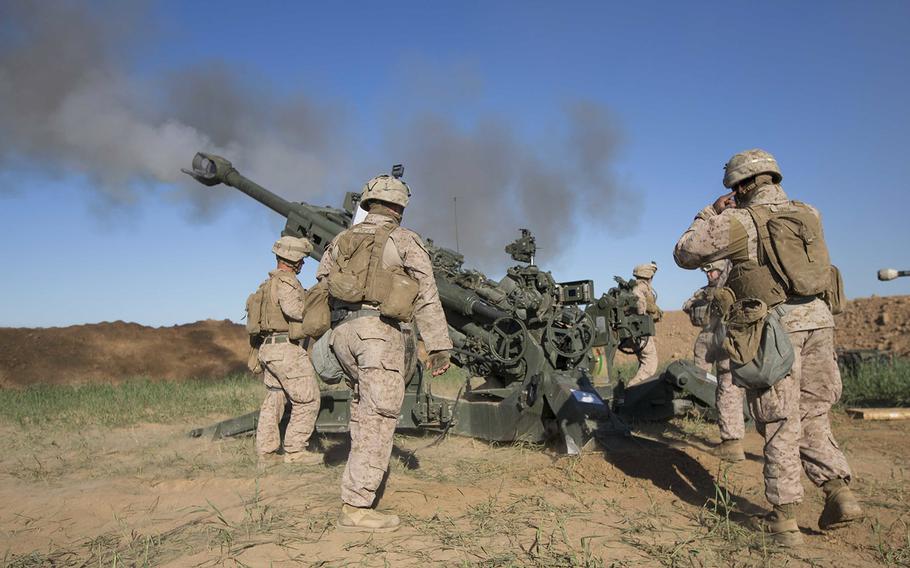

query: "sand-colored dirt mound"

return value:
[834, 295, 910, 354]
[0, 319, 249, 388]
[1, 295, 907, 387]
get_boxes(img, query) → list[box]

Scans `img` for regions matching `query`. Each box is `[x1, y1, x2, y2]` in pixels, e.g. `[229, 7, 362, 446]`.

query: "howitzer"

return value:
[183, 153, 723, 451]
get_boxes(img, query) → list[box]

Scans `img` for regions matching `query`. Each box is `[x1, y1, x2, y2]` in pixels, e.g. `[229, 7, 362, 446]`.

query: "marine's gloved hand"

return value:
[427, 350, 451, 377]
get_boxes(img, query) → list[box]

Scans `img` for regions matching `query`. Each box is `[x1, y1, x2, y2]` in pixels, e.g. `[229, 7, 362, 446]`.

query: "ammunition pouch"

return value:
[288, 321, 306, 342]
[689, 302, 709, 327]
[378, 272, 419, 321]
[724, 298, 794, 389]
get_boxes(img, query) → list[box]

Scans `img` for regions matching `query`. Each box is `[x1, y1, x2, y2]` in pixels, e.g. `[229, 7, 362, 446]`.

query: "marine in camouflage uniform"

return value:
[255, 236, 322, 466]
[317, 170, 452, 532]
[682, 260, 745, 461]
[628, 262, 660, 386]
[674, 149, 862, 545]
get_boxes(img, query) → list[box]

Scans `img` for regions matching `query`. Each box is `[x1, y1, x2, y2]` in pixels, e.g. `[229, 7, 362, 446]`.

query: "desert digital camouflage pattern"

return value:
[674, 177, 853, 508]
[682, 262, 745, 442]
[628, 276, 659, 385]
[318, 210, 452, 507]
[255, 269, 320, 456]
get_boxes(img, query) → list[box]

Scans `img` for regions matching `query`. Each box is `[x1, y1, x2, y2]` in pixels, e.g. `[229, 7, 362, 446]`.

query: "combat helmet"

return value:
[723, 149, 782, 189]
[360, 170, 411, 210]
[272, 236, 313, 263]
[633, 262, 658, 279]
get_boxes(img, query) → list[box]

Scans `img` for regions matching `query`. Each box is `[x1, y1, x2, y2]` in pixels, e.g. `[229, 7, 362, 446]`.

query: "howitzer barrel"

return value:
[183, 152, 294, 218]
[183, 152, 348, 258]
[437, 278, 509, 321]
[222, 169, 295, 219]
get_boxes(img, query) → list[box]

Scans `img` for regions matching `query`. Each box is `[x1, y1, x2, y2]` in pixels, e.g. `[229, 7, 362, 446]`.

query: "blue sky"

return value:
[1, 1, 908, 327]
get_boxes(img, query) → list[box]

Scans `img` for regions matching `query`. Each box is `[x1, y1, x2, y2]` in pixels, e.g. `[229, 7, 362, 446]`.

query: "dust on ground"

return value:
[1, 413, 907, 566]
[3, 296, 909, 389]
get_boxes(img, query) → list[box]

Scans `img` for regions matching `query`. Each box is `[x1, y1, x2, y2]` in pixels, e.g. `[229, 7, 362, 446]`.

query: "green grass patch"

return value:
[841, 358, 910, 407]
[0, 375, 261, 429]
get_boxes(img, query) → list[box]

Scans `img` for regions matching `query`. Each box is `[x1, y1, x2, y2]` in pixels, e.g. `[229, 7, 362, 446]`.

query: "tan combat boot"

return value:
[750, 503, 804, 547]
[819, 479, 864, 530]
[283, 450, 323, 466]
[257, 452, 282, 471]
[338, 504, 400, 533]
[714, 439, 746, 462]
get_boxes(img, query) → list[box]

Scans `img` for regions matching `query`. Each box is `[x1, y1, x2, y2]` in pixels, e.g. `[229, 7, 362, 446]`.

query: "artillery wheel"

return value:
[544, 311, 596, 359]
[487, 317, 528, 364]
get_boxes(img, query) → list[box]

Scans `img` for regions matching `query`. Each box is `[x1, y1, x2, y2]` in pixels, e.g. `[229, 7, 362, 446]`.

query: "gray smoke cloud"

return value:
[390, 103, 640, 270]
[0, 1, 346, 211]
[0, 1, 637, 268]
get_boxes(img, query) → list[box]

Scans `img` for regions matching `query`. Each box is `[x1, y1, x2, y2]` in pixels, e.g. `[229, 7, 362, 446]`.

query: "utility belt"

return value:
[261, 332, 310, 348]
[330, 302, 399, 328]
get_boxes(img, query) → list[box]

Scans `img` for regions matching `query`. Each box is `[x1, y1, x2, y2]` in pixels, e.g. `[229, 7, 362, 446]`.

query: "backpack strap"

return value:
[366, 223, 396, 302]
[745, 205, 787, 288]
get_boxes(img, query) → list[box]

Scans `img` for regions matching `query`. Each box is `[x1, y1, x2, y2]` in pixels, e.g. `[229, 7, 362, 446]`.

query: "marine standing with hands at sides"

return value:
[317, 167, 453, 533]
[627, 262, 661, 386]
[248, 236, 324, 466]
[674, 149, 863, 546]
[682, 260, 746, 462]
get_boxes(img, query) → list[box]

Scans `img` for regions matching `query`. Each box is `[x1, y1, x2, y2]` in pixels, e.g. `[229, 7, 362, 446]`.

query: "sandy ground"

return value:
[1, 412, 907, 567]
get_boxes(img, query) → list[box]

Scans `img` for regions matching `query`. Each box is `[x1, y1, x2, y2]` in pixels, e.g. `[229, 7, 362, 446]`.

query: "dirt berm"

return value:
[1, 295, 908, 387]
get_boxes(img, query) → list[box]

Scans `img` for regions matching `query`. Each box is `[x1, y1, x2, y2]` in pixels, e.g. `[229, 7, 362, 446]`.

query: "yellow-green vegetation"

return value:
[841, 358, 910, 407]
[0, 375, 261, 429]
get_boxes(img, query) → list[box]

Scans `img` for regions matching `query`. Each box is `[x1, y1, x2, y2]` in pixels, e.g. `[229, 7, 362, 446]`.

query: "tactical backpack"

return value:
[326, 223, 419, 321]
[245, 282, 267, 337]
[244, 282, 267, 372]
[747, 202, 831, 298]
[726, 201, 844, 313]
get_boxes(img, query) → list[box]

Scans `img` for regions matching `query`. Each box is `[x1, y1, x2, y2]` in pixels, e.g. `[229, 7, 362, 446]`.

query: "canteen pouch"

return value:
[311, 331, 347, 385]
[246, 335, 263, 373]
[724, 298, 794, 389]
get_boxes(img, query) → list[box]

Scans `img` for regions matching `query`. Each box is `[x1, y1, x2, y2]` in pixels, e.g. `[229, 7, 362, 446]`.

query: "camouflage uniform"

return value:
[682, 264, 745, 441]
[256, 270, 321, 456]
[674, 183, 852, 506]
[317, 212, 452, 508]
[628, 277, 659, 385]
